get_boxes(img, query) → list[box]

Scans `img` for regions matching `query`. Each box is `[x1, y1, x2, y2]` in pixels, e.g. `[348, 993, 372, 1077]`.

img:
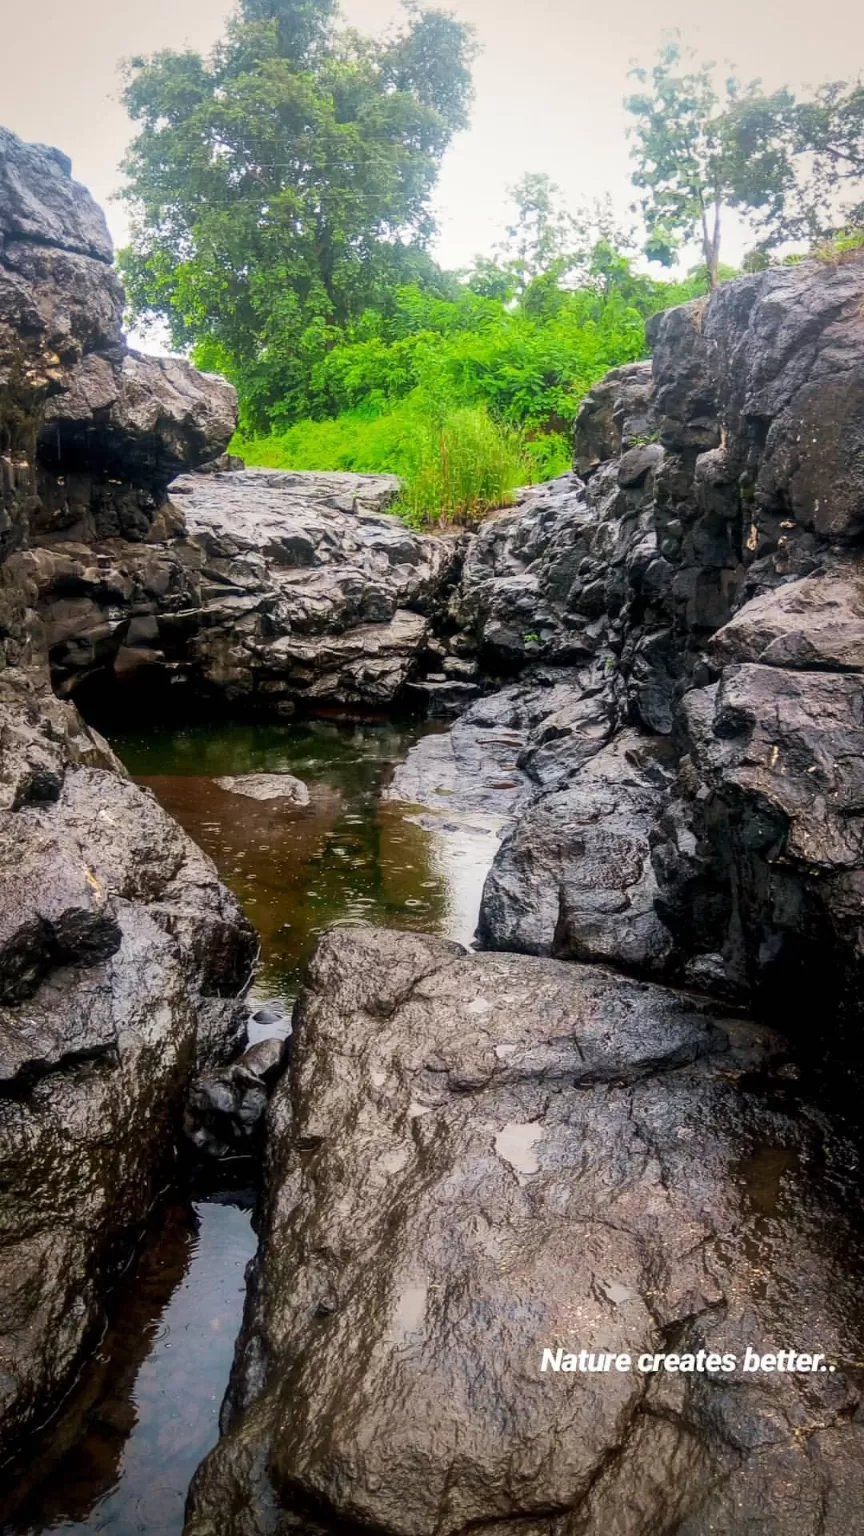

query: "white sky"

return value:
[2, 0, 863, 278]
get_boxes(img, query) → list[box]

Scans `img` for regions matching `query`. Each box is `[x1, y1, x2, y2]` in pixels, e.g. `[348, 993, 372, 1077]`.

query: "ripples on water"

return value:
[4, 717, 502, 1534]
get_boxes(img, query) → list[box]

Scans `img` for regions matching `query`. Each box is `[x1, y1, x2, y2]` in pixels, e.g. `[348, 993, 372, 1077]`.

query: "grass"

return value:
[233, 396, 571, 528]
[812, 228, 864, 265]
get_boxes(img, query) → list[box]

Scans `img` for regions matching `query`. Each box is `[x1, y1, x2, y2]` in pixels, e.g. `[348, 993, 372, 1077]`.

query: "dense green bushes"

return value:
[231, 257, 709, 524]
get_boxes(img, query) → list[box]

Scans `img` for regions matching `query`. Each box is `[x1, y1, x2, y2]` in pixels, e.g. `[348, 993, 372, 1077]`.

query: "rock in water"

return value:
[186, 927, 864, 1535]
[215, 774, 310, 805]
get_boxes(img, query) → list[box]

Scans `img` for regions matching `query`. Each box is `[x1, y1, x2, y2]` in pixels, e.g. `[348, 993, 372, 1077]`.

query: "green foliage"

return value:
[233, 249, 707, 524]
[234, 396, 570, 527]
[627, 39, 864, 277]
[626, 38, 795, 288]
[811, 227, 864, 264]
[788, 84, 864, 236]
[118, 0, 477, 414]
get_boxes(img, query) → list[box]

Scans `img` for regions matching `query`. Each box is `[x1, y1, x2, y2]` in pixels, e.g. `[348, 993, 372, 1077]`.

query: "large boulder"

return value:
[0, 676, 257, 1457]
[186, 927, 864, 1536]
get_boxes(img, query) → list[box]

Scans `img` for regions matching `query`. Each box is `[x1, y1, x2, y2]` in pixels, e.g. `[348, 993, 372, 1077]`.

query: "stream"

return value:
[2, 718, 503, 1536]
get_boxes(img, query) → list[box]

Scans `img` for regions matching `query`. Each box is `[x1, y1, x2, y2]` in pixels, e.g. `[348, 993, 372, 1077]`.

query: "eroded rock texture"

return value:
[186, 928, 864, 1536]
[187, 253, 864, 1534]
[0, 129, 257, 1458]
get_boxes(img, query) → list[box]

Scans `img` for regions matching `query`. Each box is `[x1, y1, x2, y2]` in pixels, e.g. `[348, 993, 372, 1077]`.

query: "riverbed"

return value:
[1, 718, 504, 1536]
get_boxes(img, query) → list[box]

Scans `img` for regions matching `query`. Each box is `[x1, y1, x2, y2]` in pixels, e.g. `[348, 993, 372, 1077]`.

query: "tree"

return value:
[788, 82, 864, 236]
[498, 174, 580, 291]
[625, 40, 795, 287]
[119, 0, 477, 426]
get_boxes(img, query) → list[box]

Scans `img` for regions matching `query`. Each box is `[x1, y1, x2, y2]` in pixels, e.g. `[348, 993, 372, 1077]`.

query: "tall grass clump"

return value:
[234, 395, 572, 527]
[396, 405, 527, 527]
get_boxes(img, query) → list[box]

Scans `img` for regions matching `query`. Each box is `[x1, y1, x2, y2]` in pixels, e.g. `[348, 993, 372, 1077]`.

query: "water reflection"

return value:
[2, 1195, 255, 1535]
[115, 718, 471, 1002]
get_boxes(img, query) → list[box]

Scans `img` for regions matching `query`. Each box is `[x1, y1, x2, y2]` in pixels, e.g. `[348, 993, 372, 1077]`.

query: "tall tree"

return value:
[788, 82, 864, 235]
[625, 40, 795, 287]
[119, 0, 476, 426]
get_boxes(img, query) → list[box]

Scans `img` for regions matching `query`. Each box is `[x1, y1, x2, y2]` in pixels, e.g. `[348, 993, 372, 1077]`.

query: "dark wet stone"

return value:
[185, 926, 864, 1536]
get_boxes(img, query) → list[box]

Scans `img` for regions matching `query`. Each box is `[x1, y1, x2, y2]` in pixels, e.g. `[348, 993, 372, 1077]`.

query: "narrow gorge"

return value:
[3, 127, 864, 1536]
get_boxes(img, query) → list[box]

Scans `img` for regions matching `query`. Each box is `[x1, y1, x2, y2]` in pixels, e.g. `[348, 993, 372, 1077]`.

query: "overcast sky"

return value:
[2, 0, 864, 274]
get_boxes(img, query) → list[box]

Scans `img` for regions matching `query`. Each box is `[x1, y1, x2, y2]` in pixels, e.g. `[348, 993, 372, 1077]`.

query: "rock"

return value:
[0, 127, 238, 555]
[215, 773, 310, 805]
[0, 690, 257, 1455]
[18, 467, 459, 717]
[186, 927, 864, 1536]
[573, 360, 655, 477]
[479, 731, 676, 973]
[0, 129, 258, 1461]
[668, 663, 864, 1023]
[0, 126, 113, 261]
[185, 1037, 289, 1160]
[709, 564, 864, 670]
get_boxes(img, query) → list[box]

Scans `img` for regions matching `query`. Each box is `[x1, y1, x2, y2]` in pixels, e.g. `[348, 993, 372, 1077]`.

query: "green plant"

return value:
[812, 227, 864, 264]
[626, 38, 796, 288]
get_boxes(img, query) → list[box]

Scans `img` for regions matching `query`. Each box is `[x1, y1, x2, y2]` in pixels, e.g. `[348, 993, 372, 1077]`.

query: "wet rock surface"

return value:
[185, 1036, 289, 1160]
[186, 927, 864, 1536]
[0, 129, 257, 1460]
[15, 470, 459, 718]
[215, 773, 310, 805]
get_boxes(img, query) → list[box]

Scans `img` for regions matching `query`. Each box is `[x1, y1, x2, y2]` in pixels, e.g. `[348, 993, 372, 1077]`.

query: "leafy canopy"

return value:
[119, 0, 477, 421]
[626, 38, 864, 284]
[625, 40, 795, 287]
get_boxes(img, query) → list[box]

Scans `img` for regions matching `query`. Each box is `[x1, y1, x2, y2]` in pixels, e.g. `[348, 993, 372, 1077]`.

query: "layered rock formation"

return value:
[0, 131, 257, 1458]
[186, 254, 864, 1534]
[16, 466, 459, 720]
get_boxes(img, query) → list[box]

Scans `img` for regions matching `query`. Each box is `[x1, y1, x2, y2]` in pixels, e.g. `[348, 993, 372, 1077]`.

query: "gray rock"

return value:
[186, 927, 864, 1536]
[185, 1037, 289, 1159]
[0, 128, 257, 1461]
[215, 773, 310, 805]
[710, 564, 864, 670]
[479, 731, 675, 972]
[0, 126, 113, 262]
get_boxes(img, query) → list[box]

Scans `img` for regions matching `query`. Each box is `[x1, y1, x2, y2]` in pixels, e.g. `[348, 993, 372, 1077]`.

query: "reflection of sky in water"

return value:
[399, 809, 509, 950]
[5, 1200, 255, 1536]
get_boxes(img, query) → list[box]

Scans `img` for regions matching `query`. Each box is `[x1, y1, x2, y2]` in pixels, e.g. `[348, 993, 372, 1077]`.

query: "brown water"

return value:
[116, 717, 496, 1007]
[2, 717, 502, 1535]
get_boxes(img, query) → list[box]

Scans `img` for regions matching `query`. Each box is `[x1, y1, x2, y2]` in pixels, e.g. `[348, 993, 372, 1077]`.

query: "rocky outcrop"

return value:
[185, 255, 864, 1532]
[444, 254, 864, 1033]
[12, 464, 459, 719]
[0, 128, 236, 554]
[186, 926, 864, 1536]
[0, 129, 258, 1459]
